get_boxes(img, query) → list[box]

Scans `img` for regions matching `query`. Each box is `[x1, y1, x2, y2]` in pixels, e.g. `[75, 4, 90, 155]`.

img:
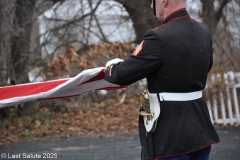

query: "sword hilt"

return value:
[140, 111, 154, 121]
[140, 89, 154, 121]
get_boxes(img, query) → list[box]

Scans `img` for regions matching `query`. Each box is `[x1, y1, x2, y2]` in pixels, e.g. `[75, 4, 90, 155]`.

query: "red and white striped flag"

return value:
[0, 67, 127, 108]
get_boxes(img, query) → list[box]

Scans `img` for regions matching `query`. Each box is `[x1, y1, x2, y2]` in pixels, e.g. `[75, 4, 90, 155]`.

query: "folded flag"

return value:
[0, 67, 127, 108]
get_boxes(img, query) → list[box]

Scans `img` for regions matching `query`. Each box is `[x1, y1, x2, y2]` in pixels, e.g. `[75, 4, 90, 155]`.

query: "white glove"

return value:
[105, 58, 124, 67]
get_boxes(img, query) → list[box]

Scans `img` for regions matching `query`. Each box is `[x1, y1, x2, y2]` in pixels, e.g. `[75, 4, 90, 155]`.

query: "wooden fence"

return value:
[205, 72, 240, 126]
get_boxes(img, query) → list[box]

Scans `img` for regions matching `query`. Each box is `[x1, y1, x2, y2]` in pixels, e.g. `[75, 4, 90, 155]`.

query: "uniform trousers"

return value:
[155, 146, 211, 160]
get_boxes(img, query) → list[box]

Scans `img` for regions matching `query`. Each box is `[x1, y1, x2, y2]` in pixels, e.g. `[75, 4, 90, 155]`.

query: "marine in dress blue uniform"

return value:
[104, 1, 220, 159]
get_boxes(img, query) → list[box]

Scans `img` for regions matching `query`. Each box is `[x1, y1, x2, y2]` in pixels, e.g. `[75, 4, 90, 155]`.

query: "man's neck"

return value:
[163, 3, 186, 20]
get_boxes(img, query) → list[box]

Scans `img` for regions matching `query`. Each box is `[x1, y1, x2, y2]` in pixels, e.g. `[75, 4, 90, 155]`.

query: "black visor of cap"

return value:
[153, 0, 156, 16]
[152, 0, 159, 21]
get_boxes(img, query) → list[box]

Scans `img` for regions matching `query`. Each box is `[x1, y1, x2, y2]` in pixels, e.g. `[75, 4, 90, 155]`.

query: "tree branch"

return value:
[45, 0, 102, 33]
[215, 0, 231, 24]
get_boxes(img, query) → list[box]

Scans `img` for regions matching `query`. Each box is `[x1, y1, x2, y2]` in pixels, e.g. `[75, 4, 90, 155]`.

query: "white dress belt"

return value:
[158, 90, 202, 101]
[143, 90, 203, 132]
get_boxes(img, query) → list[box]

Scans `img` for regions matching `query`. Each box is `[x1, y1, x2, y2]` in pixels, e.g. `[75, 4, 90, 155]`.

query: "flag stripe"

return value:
[0, 67, 127, 108]
[0, 79, 68, 100]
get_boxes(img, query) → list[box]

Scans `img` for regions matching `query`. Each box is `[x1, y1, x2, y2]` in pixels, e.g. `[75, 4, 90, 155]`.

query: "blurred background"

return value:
[0, 0, 240, 146]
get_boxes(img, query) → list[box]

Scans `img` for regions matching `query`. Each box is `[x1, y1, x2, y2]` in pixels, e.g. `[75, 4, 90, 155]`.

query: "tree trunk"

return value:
[10, 0, 36, 84]
[115, 0, 160, 43]
[0, 0, 15, 84]
[9, 0, 37, 116]
[200, 0, 230, 32]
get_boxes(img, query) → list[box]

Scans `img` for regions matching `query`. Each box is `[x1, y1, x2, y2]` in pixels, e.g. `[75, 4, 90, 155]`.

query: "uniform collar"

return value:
[162, 8, 189, 24]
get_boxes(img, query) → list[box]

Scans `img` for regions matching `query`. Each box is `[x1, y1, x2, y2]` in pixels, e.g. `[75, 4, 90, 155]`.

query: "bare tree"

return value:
[200, 0, 231, 32]
[199, 0, 240, 70]
[0, 0, 15, 84]
[0, 0, 58, 114]
[115, 0, 160, 43]
[9, 0, 36, 84]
